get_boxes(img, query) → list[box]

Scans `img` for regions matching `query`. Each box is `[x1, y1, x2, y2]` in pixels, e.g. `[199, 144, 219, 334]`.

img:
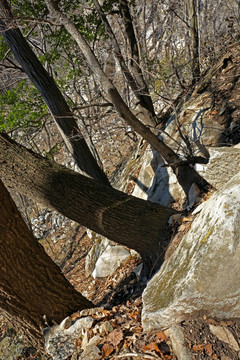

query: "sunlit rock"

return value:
[92, 245, 130, 279]
[195, 145, 240, 189]
[132, 146, 185, 206]
[44, 316, 94, 360]
[142, 172, 240, 331]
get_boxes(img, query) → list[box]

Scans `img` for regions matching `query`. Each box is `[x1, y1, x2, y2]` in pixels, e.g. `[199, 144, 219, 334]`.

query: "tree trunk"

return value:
[93, 0, 156, 126]
[119, 0, 155, 116]
[0, 179, 93, 349]
[187, 0, 200, 84]
[0, 1, 109, 186]
[45, 0, 209, 196]
[0, 133, 177, 269]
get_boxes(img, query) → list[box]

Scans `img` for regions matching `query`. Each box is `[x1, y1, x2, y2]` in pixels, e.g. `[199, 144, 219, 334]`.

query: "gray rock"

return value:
[164, 325, 193, 360]
[162, 91, 222, 154]
[142, 172, 240, 331]
[85, 233, 112, 276]
[78, 345, 100, 360]
[209, 324, 240, 352]
[0, 336, 24, 360]
[132, 147, 185, 206]
[44, 316, 94, 360]
[92, 245, 130, 279]
[195, 145, 240, 189]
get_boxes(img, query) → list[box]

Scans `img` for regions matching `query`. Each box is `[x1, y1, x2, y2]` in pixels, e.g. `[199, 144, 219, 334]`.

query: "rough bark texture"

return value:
[0, 179, 93, 349]
[188, 0, 200, 84]
[0, 2, 109, 186]
[0, 133, 176, 268]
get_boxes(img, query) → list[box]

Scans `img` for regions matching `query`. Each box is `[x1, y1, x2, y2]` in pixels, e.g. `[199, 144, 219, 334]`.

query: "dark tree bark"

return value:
[187, 0, 200, 84]
[119, 0, 155, 116]
[93, 0, 156, 126]
[0, 1, 110, 186]
[0, 133, 177, 269]
[45, 0, 209, 196]
[0, 179, 93, 349]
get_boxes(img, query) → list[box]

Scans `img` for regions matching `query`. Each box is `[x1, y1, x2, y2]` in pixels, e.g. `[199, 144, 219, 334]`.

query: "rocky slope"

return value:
[1, 41, 240, 360]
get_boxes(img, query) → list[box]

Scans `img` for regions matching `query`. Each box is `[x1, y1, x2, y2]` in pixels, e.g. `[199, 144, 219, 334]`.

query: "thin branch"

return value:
[73, 102, 113, 110]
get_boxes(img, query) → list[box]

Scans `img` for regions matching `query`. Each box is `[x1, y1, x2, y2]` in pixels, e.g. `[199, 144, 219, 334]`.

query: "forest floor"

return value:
[1, 215, 239, 360]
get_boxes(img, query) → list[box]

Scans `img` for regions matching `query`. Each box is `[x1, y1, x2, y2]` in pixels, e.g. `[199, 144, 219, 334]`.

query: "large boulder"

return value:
[195, 144, 240, 189]
[142, 172, 240, 331]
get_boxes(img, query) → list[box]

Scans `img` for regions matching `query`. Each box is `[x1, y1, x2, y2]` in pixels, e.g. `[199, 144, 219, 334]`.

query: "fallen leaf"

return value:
[128, 310, 140, 320]
[156, 331, 167, 342]
[182, 216, 192, 222]
[142, 342, 161, 354]
[75, 338, 82, 348]
[102, 343, 114, 357]
[192, 343, 213, 355]
[107, 329, 123, 346]
[205, 343, 213, 356]
[131, 325, 143, 333]
[92, 309, 111, 319]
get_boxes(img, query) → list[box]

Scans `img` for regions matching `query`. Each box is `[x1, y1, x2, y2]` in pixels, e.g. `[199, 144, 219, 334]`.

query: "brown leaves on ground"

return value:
[107, 329, 123, 346]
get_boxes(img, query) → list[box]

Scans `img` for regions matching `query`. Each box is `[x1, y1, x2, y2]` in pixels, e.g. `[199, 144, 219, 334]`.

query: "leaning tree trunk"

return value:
[0, 133, 176, 269]
[0, 1, 109, 186]
[0, 179, 93, 349]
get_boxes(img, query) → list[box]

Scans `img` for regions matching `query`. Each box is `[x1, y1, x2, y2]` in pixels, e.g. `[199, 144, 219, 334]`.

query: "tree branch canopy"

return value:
[44, 0, 209, 195]
[0, 1, 110, 186]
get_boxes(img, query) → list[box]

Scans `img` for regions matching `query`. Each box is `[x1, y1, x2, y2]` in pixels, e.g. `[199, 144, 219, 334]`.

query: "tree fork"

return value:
[0, 133, 177, 268]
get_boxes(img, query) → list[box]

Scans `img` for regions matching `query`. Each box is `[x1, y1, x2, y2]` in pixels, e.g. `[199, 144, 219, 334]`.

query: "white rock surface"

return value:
[92, 245, 130, 278]
[164, 325, 193, 360]
[142, 172, 240, 331]
[85, 233, 112, 276]
[132, 147, 185, 206]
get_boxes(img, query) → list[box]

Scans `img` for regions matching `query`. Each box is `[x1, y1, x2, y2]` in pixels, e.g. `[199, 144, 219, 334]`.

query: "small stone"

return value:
[209, 324, 240, 352]
[59, 316, 72, 330]
[92, 245, 130, 278]
[164, 325, 193, 360]
[99, 321, 113, 335]
[79, 345, 100, 360]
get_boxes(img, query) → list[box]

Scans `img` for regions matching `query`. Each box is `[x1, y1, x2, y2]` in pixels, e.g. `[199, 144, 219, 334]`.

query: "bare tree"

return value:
[44, 0, 209, 196]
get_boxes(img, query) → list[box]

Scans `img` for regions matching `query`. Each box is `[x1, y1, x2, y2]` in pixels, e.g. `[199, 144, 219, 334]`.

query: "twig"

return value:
[115, 353, 158, 359]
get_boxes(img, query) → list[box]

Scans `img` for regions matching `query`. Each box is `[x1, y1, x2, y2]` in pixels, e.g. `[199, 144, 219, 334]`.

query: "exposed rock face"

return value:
[142, 172, 240, 331]
[85, 232, 112, 276]
[132, 147, 185, 206]
[195, 144, 240, 189]
[161, 91, 223, 156]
